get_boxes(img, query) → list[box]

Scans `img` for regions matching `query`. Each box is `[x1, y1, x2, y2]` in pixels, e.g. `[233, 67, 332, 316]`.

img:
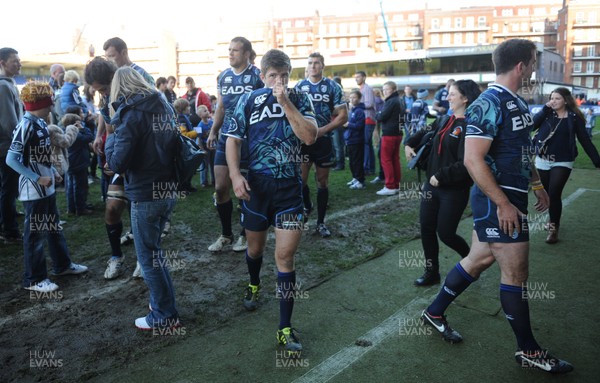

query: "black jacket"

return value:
[406, 115, 472, 188]
[375, 91, 405, 136]
[533, 105, 600, 167]
[105, 92, 179, 202]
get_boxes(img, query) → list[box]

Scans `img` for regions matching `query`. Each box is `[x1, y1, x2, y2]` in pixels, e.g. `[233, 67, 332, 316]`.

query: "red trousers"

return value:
[380, 135, 402, 190]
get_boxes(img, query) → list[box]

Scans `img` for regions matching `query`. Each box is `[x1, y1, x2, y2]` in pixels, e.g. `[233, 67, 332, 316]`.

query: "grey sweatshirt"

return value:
[0, 76, 23, 157]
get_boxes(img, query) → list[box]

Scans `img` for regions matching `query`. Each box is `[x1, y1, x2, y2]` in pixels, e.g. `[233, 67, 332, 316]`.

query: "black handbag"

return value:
[174, 133, 205, 187]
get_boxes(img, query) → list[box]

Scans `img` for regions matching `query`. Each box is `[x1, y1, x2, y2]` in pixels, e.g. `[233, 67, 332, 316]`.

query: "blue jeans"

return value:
[331, 128, 345, 168]
[23, 194, 72, 286]
[131, 198, 179, 325]
[66, 168, 88, 213]
[363, 124, 376, 174]
[0, 157, 20, 237]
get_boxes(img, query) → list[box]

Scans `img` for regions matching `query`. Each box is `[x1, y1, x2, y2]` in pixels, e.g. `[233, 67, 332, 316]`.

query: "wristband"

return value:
[530, 180, 542, 187]
[532, 184, 544, 191]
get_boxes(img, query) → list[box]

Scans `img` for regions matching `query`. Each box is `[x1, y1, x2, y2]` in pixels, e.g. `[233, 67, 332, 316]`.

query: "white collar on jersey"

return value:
[488, 83, 519, 98]
[232, 63, 252, 76]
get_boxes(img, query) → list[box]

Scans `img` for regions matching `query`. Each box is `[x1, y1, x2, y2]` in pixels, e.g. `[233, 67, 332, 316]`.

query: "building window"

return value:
[576, 12, 585, 24]
[466, 32, 474, 44]
[478, 16, 486, 27]
[431, 34, 440, 46]
[534, 7, 546, 16]
[521, 22, 528, 32]
[573, 77, 581, 86]
[466, 17, 475, 28]
[442, 17, 451, 29]
[586, 77, 594, 88]
[412, 26, 420, 36]
[454, 33, 462, 45]
[561, 63, 564, 73]
[518, 8, 530, 16]
[493, 23, 499, 32]
[502, 9, 513, 17]
[432, 18, 439, 30]
[455, 18, 462, 28]
[512, 23, 519, 32]
[478, 32, 487, 44]
[408, 13, 419, 21]
[587, 62, 595, 73]
[589, 45, 596, 57]
[443, 33, 451, 45]
[532, 22, 544, 33]
[573, 62, 582, 72]
[590, 11, 597, 24]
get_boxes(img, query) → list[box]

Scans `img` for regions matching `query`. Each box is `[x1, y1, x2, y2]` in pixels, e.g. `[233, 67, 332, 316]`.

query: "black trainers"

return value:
[277, 327, 302, 355]
[316, 223, 331, 238]
[243, 284, 260, 311]
[515, 349, 574, 374]
[421, 310, 463, 343]
[414, 269, 441, 286]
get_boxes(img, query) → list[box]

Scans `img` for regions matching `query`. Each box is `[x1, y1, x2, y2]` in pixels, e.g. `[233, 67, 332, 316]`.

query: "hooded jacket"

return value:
[0, 76, 23, 156]
[105, 92, 178, 202]
[344, 102, 365, 145]
[60, 82, 88, 115]
[375, 91, 405, 136]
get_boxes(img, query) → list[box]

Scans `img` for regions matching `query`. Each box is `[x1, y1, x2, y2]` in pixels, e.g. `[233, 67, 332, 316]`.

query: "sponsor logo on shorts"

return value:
[485, 227, 500, 238]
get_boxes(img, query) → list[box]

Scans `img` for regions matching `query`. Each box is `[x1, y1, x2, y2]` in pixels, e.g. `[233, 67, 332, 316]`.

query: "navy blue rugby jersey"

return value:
[225, 88, 316, 179]
[217, 64, 264, 135]
[294, 77, 345, 131]
[465, 83, 534, 193]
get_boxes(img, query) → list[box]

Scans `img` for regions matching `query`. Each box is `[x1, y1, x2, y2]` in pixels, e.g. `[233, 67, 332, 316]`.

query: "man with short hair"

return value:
[207, 36, 264, 252]
[0, 47, 23, 244]
[103, 37, 155, 86]
[355, 71, 376, 175]
[432, 79, 455, 116]
[421, 39, 573, 374]
[226, 48, 317, 354]
[295, 53, 347, 237]
[165, 76, 178, 104]
[49, 64, 65, 92]
[183, 77, 211, 126]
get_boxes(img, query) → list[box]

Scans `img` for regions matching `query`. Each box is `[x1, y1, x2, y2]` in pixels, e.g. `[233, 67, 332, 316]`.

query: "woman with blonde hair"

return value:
[533, 87, 600, 244]
[104, 67, 181, 330]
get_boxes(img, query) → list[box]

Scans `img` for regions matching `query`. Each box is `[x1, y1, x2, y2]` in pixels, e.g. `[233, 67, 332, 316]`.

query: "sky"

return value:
[5, 0, 558, 54]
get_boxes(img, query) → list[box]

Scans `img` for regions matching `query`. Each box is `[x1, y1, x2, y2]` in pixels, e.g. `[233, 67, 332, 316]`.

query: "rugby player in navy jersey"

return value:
[225, 49, 317, 354]
[207, 37, 264, 253]
[295, 53, 347, 237]
[421, 39, 573, 374]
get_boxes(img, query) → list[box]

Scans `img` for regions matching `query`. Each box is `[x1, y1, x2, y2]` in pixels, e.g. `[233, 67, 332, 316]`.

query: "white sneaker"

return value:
[104, 257, 123, 280]
[120, 231, 134, 245]
[376, 187, 399, 196]
[24, 279, 59, 292]
[346, 178, 358, 185]
[161, 221, 171, 239]
[208, 235, 233, 252]
[132, 262, 144, 279]
[232, 236, 248, 252]
[135, 317, 152, 330]
[370, 176, 383, 184]
[350, 182, 365, 189]
[53, 263, 88, 276]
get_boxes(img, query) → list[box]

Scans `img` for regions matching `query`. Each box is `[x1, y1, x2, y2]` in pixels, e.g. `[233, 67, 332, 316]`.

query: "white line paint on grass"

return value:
[293, 296, 432, 383]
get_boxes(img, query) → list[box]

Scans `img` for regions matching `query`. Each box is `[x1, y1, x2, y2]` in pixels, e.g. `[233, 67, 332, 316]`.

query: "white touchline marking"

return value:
[293, 296, 433, 383]
[293, 188, 600, 383]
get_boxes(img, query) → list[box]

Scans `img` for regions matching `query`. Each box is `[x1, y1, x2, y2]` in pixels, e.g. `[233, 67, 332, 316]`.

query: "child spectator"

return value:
[47, 123, 78, 177]
[6, 81, 88, 292]
[174, 98, 199, 192]
[407, 89, 429, 140]
[344, 90, 366, 189]
[62, 113, 94, 215]
[60, 70, 88, 116]
[195, 105, 214, 187]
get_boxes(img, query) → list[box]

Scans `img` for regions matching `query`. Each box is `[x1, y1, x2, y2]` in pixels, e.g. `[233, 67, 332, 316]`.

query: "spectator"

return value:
[195, 105, 214, 187]
[47, 123, 78, 178]
[182, 77, 211, 126]
[331, 76, 346, 171]
[432, 79, 454, 116]
[105, 66, 180, 330]
[103, 37, 155, 86]
[165, 76, 178, 104]
[375, 81, 405, 196]
[344, 89, 366, 189]
[62, 112, 94, 215]
[60, 70, 88, 115]
[0, 47, 23, 244]
[585, 108, 596, 138]
[370, 88, 385, 184]
[49, 64, 65, 124]
[81, 84, 99, 181]
[156, 76, 168, 95]
[406, 88, 429, 138]
[355, 71, 376, 176]
[403, 85, 415, 114]
[173, 98, 198, 193]
[6, 81, 88, 292]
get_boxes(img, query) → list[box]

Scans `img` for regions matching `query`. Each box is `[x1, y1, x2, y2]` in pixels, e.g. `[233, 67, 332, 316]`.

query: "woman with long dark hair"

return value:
[533, 87, 600, 244]
[405, 80, 481, 286]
